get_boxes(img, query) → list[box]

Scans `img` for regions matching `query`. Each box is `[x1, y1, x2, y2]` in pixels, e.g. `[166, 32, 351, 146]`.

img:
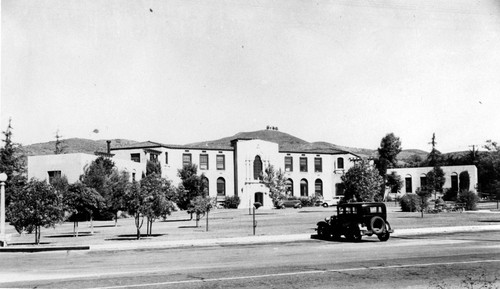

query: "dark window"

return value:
[150, 154, 158, 162]
[165, 152, 168, 164]
[285, 179, 294, 196]
[405, 176, 412, 193]
[314, 158, 322, 172]
[48, 170, 61, 184]
[315, 179, 323, 196]
[420, 174, 427, 189]
[217, 177, 225, 196]
[254, 155, 263, 180]
[300, 157, 308, 172]
[183, 154, 192, 167]
[451, 173, 458, 192]
[216, 155, 225, 170]
[285, 156, 293, 172]
[337, 157, 344, 169]
[131, 153, 140, 163]
[202, 177, 209, 195]
[200, 154, 209, 170]
[300, 179, 308, 197]
[335, 183, 345, 196]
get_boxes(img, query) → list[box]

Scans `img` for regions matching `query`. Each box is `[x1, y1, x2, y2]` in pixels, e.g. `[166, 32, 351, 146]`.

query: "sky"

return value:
[2, 0, 500, 153]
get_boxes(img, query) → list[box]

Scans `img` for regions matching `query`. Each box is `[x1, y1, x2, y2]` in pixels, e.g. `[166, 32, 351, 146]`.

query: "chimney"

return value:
[106, 140, 111, 154]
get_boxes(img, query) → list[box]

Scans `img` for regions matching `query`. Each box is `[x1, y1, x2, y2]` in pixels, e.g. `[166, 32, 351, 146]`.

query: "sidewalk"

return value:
[2, 224, 499, 253]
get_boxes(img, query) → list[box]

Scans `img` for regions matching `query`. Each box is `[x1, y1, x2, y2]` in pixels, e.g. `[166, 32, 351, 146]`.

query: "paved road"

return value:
[1, 231, 499, 288]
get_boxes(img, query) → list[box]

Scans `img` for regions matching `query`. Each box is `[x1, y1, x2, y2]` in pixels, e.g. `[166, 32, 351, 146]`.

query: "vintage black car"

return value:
[315, 202, 393, 242]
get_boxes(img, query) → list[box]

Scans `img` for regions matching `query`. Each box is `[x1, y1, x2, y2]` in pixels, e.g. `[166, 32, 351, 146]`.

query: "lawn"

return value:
[4, 202, 499, 247]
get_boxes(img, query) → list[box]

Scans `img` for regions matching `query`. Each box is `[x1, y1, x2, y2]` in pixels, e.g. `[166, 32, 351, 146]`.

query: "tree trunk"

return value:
[35, 225, 38, 245]
[149, 219, 153, 236]
[135, 213, 143, 240]
[115, 212, 118, 227]
[90, 215, 94, 235]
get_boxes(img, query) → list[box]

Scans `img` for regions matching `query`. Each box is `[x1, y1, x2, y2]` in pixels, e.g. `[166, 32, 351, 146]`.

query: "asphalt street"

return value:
[1, 231, 499, 288]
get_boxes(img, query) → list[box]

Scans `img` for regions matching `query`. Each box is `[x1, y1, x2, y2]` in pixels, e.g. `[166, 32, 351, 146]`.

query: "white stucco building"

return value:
[109, 130, 358, 209]
[388, 165, 478, 197]
[27, 128, 479, 209]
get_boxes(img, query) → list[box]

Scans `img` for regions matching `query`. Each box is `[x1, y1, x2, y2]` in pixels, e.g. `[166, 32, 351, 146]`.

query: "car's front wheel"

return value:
[378, 232, 390, 242]
[322, 203, 328, 208]
[346, 227, 362, 242]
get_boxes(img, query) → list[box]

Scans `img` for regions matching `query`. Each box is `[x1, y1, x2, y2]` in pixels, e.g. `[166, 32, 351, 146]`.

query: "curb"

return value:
[0, 245, 90, 253]
[1, 224, 499, 253]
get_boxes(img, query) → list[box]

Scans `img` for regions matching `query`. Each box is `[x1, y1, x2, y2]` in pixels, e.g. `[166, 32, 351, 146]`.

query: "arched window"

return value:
[217, 177, 225, 196]
[201, 176, 209, 195]
[337, 157, 344, 169]
[405, 175, 412, 193]
[285, 179, 294, 196]
[300, 179, 308, 197]
[451, 172, 458, 192]
[315, 179, 323, 197]
[253, 155, 263, 180]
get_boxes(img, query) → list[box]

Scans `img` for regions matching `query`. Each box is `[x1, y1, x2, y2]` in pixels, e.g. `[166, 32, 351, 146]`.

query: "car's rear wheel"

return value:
[378, 232, 390, 242]
[370, 216, 386, 235]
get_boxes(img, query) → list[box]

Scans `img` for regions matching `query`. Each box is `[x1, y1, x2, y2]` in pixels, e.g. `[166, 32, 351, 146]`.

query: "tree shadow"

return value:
[478, 220, 500, 223]
[8, 242, 51, 246]
[46, 232, 94, 238]
[162, 219, 192, 223]
[106, 234, 165, 241]
[178, 225, 199, 229]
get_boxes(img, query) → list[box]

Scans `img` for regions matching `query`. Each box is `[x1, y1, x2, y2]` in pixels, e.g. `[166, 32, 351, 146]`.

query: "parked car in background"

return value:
[318, 196, 343, 207]
[276, 198, 302, 209]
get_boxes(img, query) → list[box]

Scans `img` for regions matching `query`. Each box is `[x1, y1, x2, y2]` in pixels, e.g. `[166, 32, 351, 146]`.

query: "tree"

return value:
[477, 140, 500, 198]
[416, 188, 432, 218]
[124, 181, 148, 240]
[6, 179, 64, 244]
[140, 173, 175, 236]
[459, 171, 470, 192]
[261, 165, 287, 206]
[341, 160, 384, 202]
[386, 171, 403, 197]
[176, 164, 207, 210]
[146, 160, 162, 176]
[405, 154, 423, 167]
[0, 119, 27, 206]
[375, 133, 402, 201]
[187, 196, 214, 228]
[107, 170, 132, 226]
[425, 133, 443, 167]
[80, 156, 116, 219]
[63, 183, 105, 236]
[425, 167, 446, 199]
[54, 130, 66, 154]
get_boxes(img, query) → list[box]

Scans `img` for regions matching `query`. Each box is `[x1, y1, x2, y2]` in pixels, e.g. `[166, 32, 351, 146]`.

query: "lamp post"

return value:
[0, 173, 7, 247]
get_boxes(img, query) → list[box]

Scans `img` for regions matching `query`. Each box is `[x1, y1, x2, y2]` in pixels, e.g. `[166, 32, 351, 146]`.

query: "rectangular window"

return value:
[216, 155, 225, 170]
[182, 153, 192, 167]
[285, 156, 293, 172]
[131, 153, 140, 163]
[405, 177, 412, 193]
[150, 154, 158, 162]
[337, 157, 344, 169]
[165, 152, 168, 164]
[314, 158, 322, 172]
[200, 154, 209, 170]
[300, 157, 308, 172]
[48, 170, 61, 184]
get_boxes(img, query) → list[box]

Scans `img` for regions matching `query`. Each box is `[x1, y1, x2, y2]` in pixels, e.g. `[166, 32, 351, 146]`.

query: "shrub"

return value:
[223, 196, 240, 209]
[299, 195, 321, 207]
[443, 188, 458, 201]
[399, 194, 420, 212]
[458, 190, 479, 211]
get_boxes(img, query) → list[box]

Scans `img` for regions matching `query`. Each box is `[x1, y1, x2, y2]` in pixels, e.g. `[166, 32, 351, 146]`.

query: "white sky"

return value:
[2, 0, 500, 153]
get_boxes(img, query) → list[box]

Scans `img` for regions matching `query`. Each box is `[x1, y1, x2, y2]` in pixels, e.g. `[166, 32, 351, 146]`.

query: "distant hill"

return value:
[22, 130, 430, 163]
[23, 138, 138, 156]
